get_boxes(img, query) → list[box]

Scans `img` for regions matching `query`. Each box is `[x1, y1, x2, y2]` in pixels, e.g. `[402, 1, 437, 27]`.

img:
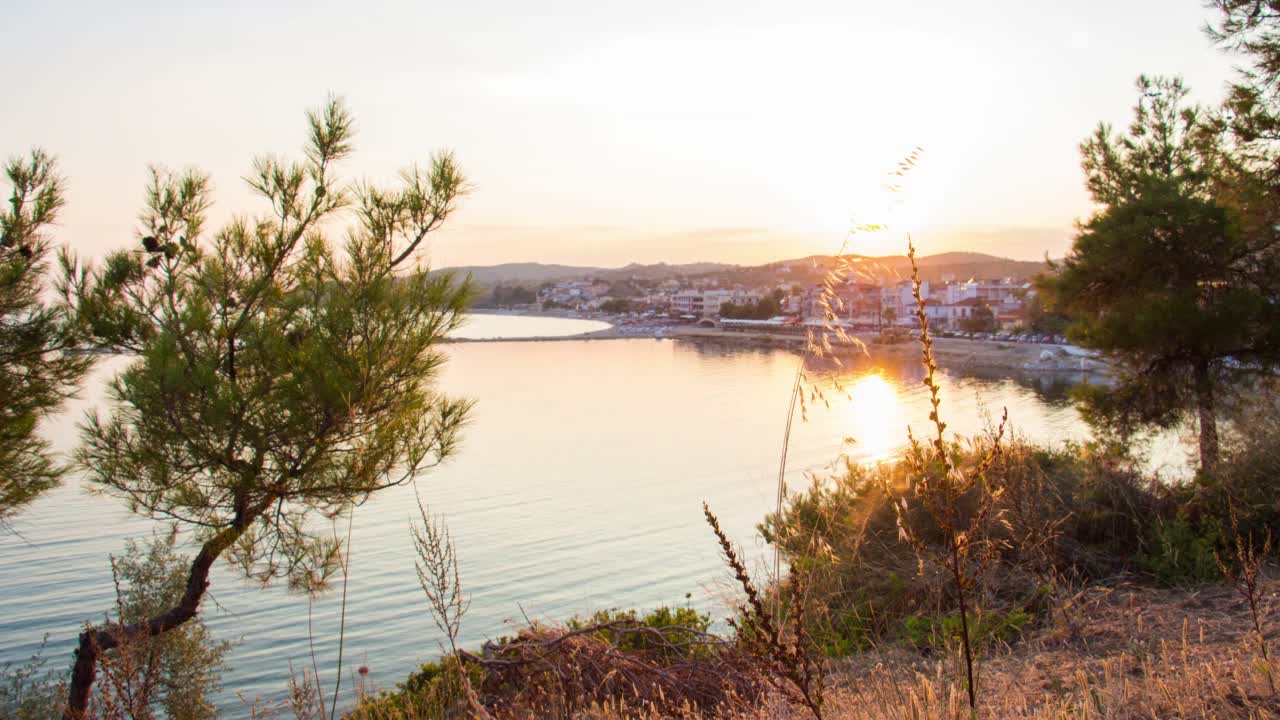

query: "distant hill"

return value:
[436, 263, 601, 286]
[437, 261, 734, 286]
[769, 252, 1049, 284]
[861, 252, 1048, 282]
[439, 252, 1048, 288]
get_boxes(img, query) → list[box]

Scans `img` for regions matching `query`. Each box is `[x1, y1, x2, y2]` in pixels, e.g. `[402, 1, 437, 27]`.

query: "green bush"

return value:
[350, 604, 709, 718]
[761, 435, 1175, 656]
[0, 640, 62, 720]
[1139, 517, 1220, 585]
[349, 656, 481, 720]
[567, 604, 712, 660]
[901, 608, 1032, 650]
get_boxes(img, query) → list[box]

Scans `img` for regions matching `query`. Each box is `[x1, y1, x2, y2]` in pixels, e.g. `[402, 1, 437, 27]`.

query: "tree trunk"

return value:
[63, 523, 248, 719]
[1194, 358, 1219, 475]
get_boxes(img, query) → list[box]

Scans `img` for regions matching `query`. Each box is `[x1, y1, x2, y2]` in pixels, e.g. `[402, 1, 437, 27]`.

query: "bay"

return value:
[0, 314, 1174, 716]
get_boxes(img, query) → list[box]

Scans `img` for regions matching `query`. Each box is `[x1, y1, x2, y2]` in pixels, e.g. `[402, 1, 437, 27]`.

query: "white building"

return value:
[670, 289, 761, 317]
[923, 297, 989, 328]
[880, 280, 929, 324]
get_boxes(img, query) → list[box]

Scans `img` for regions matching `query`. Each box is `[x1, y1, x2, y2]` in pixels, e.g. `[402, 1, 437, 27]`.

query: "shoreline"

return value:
[450, 314, 1110, 376]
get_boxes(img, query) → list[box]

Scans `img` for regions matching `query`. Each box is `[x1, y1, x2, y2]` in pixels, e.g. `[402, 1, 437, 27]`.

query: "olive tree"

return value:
[61, 97, 473, 717]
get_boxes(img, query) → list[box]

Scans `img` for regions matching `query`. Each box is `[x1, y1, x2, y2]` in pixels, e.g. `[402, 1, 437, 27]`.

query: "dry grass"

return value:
[819, 578, 1280, 720]
[335, 577, 1279, 720]
[506, 579, 1278, 720]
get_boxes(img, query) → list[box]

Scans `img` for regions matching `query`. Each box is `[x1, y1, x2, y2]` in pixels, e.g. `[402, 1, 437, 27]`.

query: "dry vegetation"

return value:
[320, 245, 1280, 720]
[8, 148, 1277, 720]
[326, 578, 1278, 720]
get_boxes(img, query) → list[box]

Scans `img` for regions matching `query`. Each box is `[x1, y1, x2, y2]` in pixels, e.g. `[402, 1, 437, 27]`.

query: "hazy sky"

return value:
[3, 0, 1239, 267]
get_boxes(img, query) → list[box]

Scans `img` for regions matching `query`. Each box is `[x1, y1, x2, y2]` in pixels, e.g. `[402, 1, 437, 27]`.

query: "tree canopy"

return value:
[0, 150, 91, 527]
[61, 97, 474, 717]
[1039, 77, 1280, 472]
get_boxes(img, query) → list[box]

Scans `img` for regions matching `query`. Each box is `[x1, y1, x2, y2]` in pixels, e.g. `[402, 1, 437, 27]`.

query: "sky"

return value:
[2, 0, 1241, 267]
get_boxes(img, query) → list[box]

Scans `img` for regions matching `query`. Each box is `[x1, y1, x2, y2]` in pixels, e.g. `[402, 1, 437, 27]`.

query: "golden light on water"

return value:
[838, 372, 906, 463]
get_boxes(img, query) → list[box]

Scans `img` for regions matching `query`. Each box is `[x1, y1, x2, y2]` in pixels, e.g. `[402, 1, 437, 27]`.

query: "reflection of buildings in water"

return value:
[677, 338, 780, 362]
[802, 352, 1100, 406]
[676, 335, 1105, 407]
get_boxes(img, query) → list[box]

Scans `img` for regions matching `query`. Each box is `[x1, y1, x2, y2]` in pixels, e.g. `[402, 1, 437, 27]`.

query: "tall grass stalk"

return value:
[764, 149, 921, 718]
[704, 503, 825, 719]
[328, 510, 355, 720]
[891, 239, 1007, 717]
[411, 489, 491, 719]
[1216, 507, 1275, 696]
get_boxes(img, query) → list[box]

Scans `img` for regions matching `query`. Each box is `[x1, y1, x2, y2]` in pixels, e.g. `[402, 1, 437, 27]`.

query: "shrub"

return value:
[901, 608, 1032, 650]
[348, 656, 481, 720]
[349, 604, 732, 719]
[762, 434, 1180, 653]
[0, 640, 63, 720]
[566, 605, 713, 660]
[1139, 517, 1221, 585]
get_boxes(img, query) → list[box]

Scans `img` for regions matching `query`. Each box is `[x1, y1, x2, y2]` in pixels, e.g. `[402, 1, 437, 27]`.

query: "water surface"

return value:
[0, 315, 1148, 715]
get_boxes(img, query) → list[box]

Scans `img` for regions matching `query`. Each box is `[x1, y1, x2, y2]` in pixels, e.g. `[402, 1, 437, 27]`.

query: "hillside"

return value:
[436, 261, 733, 286]
[441, 252, 1049, 289]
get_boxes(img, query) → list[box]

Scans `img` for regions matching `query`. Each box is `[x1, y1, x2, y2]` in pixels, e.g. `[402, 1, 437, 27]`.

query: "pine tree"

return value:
[0, 150, 92, 527]
[1039, 77, 1280, 473]
[61, 97, 473, 717]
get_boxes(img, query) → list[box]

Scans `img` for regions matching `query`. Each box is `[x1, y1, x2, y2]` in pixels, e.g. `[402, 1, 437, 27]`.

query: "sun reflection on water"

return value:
[836, 371, 906, 463]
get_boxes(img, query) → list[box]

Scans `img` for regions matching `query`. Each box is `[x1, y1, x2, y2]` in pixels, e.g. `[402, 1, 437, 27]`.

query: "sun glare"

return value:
[839, 372, 904, 463]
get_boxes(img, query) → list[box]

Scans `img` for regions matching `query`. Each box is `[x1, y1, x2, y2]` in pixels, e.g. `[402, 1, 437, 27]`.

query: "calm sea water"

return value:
[0, 314, 1174, 715]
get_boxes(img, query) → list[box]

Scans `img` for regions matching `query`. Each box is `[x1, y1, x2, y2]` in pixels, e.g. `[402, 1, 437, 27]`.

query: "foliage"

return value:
[598, 298, 632, 314]
[0, 149, 92, 526]
[483, 285, 536, 307]
[705, 502, 825, 719]
[1207, 1, 1280, 190]
[92, 531, 233, 719]
[344, 656, 483, 720]
[1019, 291, 1068, 336]
[956, 302, 996, 334]
[761, 436, 1180, 648]
[901, 608, 1031, 651]
[1200, 383, 1280, 542]
[567, 605, 712, 659]
[719, 290, 783, 320]
[1216, 507, 1276, 696]
[351, 608, 760, 720]
[1038, 76, 1280, 473]
[885, 243, 1008, 714]
[59, 97, 473, 717]
[0, 639, 64, 720]
[1138, 517, 1221, 585]
[407, 494, 489, 719]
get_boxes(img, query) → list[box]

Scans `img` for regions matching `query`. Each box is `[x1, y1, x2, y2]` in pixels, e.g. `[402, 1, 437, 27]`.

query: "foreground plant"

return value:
[1217, 508, 1276, 696]
[410, 492, 490, 719]
[61, 97, 473, 718]
[704, 502, 825, 719]
[889, 241, 1007, 717]
[93, 531, 233, 719]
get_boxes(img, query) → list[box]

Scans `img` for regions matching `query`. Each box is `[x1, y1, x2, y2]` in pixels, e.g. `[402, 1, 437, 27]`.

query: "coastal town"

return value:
[456, 254, 1110, 374]
[479, 254, 1066, 344]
